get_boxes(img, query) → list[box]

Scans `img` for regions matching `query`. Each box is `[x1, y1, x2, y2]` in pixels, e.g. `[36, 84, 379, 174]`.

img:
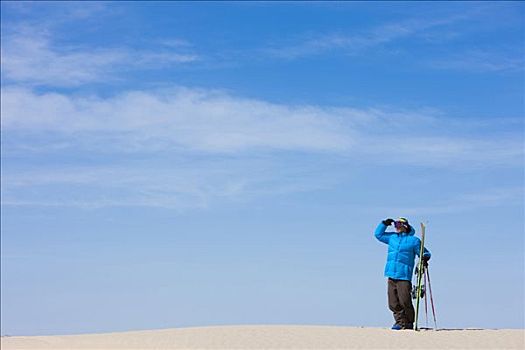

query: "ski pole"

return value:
[424, 267, 428, 328]
[426, 266, 438, 329]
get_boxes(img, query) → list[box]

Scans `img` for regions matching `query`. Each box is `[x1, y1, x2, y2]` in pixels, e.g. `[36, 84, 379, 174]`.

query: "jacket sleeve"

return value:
[375, 222, 394, 244]
[414, 238, 431, 258]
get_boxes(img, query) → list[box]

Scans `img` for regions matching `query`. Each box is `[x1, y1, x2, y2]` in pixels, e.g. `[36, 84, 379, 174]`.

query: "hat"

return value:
[394, 217, 410, 231]
[396, 217, 409, 224]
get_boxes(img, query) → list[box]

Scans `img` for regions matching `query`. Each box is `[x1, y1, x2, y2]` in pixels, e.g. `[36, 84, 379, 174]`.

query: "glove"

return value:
[422, 255, 430, 267]
[382, 218, 394, 226]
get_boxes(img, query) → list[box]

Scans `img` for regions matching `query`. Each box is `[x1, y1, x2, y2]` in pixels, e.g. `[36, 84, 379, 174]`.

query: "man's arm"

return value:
[415, 238, 431, 259]
[375, 220, 395, 244]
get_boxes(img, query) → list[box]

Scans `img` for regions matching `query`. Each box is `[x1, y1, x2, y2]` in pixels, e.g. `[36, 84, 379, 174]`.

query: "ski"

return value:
[414, 222, 426, 331]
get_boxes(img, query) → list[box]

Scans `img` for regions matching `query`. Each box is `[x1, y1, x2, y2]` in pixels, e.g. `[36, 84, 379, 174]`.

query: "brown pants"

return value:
[388, 278, 415, 327]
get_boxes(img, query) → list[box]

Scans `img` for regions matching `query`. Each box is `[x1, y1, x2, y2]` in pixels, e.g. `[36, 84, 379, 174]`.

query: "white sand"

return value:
[2, 325, 524, 349]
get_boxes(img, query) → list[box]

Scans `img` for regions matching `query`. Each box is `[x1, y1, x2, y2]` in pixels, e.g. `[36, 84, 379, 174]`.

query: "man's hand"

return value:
[382, 218, 394, 226]
[423, 255, 430, 267]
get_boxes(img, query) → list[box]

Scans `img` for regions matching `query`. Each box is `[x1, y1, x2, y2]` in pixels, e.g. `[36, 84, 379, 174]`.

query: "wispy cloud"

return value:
[428, 50, 525, 73]
[0, 29, 199, 87]
[2, 85, 522, 209]
[1, 156, 344, 210]
[2, 86, 522, 164]
[261, 13, 472, 60]
[1, 1, 109, 21]
[1, 87, 354, 153]
[156, 38, 193, 49]
[259, 6, 524, 74]
[383, 187, 524, 216]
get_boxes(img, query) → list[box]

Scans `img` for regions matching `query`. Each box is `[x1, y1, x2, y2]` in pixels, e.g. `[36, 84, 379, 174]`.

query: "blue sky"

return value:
[1, 1, 524, 335]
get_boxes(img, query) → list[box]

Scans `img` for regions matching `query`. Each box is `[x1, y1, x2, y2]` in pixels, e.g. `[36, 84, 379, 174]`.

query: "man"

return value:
[375, 217, 431, 330]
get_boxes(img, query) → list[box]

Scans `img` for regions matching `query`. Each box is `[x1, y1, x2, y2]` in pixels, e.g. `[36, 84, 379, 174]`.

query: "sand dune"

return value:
[2, 325, 524, 349]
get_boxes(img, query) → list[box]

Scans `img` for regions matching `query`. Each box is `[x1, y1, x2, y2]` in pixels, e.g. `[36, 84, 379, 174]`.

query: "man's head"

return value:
[394, 217, 410, 233]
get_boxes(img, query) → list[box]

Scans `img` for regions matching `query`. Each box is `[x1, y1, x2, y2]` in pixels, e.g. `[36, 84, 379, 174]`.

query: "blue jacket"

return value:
[375, 222, 431, 281]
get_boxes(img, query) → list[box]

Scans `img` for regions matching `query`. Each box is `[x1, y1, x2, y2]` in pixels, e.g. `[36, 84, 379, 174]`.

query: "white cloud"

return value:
[363, 136, 524, 167]
[1, 86, 522, 209]
[1, 157, 343, 210]
[1, 1, 108, 20]
[262, 14, 472, 60]
[260, 7, 524, 75]
[0, 30, 199, 87]
[1, 87, 354, 153]
[157, 38, 193, 48]
[2, 87, 523, 165]
[428, 50, 524, 72]
[383, 187, 524, 216]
